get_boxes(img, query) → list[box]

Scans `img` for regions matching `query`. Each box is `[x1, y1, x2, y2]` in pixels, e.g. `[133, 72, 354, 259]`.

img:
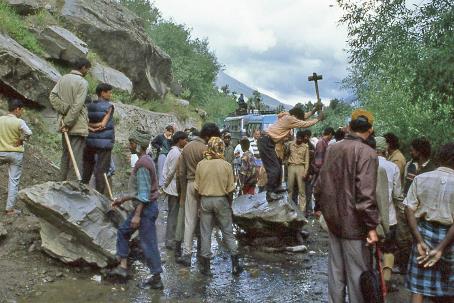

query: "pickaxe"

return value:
[308, 72, 323, 112]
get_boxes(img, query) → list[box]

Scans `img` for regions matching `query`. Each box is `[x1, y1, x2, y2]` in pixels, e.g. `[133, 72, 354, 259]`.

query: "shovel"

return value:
[104, 173, 126, 212]
[62, 127, 82, 181]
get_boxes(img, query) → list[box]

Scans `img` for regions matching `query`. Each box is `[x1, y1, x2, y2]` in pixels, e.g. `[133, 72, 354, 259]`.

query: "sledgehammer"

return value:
[104, 173, 126, 212]
[61, 124, 82, 181]
[308, 72, 323, 113]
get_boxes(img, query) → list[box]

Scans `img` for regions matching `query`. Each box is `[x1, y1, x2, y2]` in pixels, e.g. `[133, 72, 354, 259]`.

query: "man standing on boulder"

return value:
[0, 99, 32, 216]
[257, 104, 324, 202]
[111, 129, 163, 289]
[49, 58, 91, 181]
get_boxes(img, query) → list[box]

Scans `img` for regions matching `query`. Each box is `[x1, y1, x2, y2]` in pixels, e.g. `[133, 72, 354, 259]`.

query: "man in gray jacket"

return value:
[49, 58, 91, 181]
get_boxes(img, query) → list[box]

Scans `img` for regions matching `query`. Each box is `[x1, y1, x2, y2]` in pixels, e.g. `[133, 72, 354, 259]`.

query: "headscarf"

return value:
[351, 109, 374, 125]
[375, 136, 388, 152]
[128, 129, 151, 148]
[204, 136, 225, 160]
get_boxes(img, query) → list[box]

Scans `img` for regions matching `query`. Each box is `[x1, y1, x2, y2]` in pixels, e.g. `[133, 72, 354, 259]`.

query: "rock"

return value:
[90, 63, 133, 93]
[57, 0, 172, 99]
[6, 0, 45, 15]
[19, 181, 126, 267]
[284, 245, 307, 253]
[0, 34, 61, 107]
[55, 272, 63, 278]
[0, 223, 7, 239]
[232, 192, 307, 237]
[36, 26, 89, 64]
[176, 99, 190, 107]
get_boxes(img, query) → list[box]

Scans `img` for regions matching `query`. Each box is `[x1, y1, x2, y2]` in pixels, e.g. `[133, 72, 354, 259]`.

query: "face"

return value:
[129, 141, 137, 154]
[179, 138, 188, 148]
[302, 135, 310, 144]
[296, 136, 304, 145]
[165, 129, 174, 137]
[223, 136, 231, 146]
[101, 90, 112, 100]
[253, 130, 261, 140]
[410, 146, 420, 161]
[14, 107, 24, 118]
[80, 66, 90, 77]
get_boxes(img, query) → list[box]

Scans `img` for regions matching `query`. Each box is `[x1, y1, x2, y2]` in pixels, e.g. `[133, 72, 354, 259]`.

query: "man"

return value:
[110, 129, 163, 289]
[301, 129, 316, 215]
[195, 137, 243, 276]
[82, 83, 115, 194]
[287, 130, 310, 212]
[162, 131, 188, 250]
[0, 99, 32, 215]
[404, 142, 454, 303]
[151, 125, 174, 188]
[250, 129, 261, 159]
[258, 104, 324, 202]
[313, 127, 335, 176]
[177, 123, 221, 267]
[375, 136, 402, 292]
[383, 132, 406, 180]
[222, 131, 234, 166]
[49, 58, 91, 181]
[315, 109, 379, 303]
[239, 137, 258, 195]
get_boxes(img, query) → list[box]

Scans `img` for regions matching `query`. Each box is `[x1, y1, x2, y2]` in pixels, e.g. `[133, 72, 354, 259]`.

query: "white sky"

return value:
[153, 0, 350, 105]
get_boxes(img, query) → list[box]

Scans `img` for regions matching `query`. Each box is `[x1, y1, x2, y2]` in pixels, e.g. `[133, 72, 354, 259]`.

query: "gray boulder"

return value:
[6, 0, 45, 15]
[0, 34, 61, 107]
[90, 63, 133, 93]
[37, 26, 88, 64]
[57, 0, 172, 99]
[19, 181, 126, 267]
[232, 192, 307, 236]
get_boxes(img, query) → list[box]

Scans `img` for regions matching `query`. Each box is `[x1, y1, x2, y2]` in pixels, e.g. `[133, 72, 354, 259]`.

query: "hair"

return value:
[296, 130, 304, 138]
[365, 135, 376, 149]
[222, 131, 231, 138]
[437, 143, 454, 168]
[383, 132, 400, 150]
[300, 129, 312, 137]
[240, 136, 250, 151]
[349, 116, 372, 133]
[411, 138, 431, 159]
[74, 58, 91, 70]
[8, 99, 24, 112]
[200, 123, 220, 139]
[334, 128, 345, 141]
[289, 105, 306, 120]
[95, 83, 113, 96]
[165, 125, 175, 132]
[323, 127, 335, 136]
[172, 131, 188, 145]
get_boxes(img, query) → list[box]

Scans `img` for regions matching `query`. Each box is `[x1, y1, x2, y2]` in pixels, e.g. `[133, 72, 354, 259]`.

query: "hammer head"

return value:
[308, 73, 323, 81]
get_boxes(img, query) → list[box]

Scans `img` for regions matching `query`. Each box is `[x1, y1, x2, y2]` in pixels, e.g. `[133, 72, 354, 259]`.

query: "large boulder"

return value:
[6, 0, 45, 15]
[57, 0, 172, 99]
[19, 181, 125, 267]
[232, 192, 307, 236]
[36, 25, 89, 64]
[0, 34, 61, 107]
[90, 63, 133, 93]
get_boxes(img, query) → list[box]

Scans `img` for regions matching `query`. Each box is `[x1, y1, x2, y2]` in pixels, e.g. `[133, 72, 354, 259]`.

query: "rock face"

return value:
[19, 181, 125, 267]
[37, 26, 89, 64]
[0, 34, 61, 107]
[232, 192, 307, 236]
[90, 63, 133, 93]
[57, 0, 172, 99]
[6, 0, 45, 15]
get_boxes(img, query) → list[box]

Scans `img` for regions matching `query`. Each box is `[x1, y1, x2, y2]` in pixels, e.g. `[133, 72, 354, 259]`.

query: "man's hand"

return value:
[416, 241, 430, 258]
[130, 215, 141, 229]
[366, 229, 378, 245]
[418, 249, 443, 267]
[111, 197, 124, 208]
[317, 111, 326, 121]
[60, 125, 69, 133]
[14, 139, 24, 147]
[314, 102, 323, 112]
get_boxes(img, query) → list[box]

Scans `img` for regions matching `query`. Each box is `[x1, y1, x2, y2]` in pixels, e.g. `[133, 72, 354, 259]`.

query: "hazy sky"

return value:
[153, 0, 350, 105]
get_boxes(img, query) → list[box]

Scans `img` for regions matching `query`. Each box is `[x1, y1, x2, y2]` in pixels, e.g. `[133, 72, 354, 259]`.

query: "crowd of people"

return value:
[0, 58, 452, 301]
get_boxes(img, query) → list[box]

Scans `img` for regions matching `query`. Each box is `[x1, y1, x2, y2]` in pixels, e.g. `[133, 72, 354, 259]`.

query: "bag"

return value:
[360, 245, 386, 303]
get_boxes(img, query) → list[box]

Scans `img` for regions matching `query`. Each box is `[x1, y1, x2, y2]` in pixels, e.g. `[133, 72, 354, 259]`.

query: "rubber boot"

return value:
[174, 241, 182, 259]
[199, 257, 211, 276]
[231, 255, 244, 276]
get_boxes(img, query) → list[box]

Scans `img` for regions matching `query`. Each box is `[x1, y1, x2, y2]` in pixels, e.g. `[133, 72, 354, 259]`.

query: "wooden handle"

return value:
[103, 173, 114, 200]
[63, 131, 82, 181]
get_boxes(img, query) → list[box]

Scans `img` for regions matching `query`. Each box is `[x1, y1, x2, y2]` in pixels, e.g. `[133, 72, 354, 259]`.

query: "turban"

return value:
[204, 137, 225, 160]
[351, 109, 374, 125]
[128, 129, 151, 148]
[375, 136, 388, 151]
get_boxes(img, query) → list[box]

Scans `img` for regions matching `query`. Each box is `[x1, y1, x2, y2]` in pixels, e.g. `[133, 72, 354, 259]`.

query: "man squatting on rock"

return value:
[0, 99, 32, 216]
[110, 129, 163, 290]
[257, 103, 324, 202]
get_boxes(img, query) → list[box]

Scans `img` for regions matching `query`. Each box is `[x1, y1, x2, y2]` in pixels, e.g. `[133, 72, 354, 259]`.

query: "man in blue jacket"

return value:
[82, 83, 115, 194]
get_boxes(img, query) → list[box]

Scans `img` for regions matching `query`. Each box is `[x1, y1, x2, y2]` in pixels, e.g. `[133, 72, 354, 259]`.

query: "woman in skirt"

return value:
[404, 142, 454, 303]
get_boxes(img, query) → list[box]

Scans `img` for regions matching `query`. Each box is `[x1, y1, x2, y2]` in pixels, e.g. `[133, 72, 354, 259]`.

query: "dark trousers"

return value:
[257, 135, 281, 192]
[82, 146, 111, 194]
[60, 134, 86, 181]
[116, 203, 162, 275]
[165, 194, 180, 248]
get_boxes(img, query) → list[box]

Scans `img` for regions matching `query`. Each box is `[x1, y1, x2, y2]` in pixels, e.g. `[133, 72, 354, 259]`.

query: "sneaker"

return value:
[109, 265, 129, 279]
[138, 274, 164, 290]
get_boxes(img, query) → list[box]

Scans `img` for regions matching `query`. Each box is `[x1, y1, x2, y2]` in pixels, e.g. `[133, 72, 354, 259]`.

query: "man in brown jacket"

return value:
[315, 109, 379, 303]
[49, 58, 91, 181]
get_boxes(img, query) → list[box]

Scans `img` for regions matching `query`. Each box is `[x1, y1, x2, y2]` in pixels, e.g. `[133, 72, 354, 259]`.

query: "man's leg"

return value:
[63, 135, 86, 181]
[82, 146, 95, 185]
[213, 197, 238, 256]
[60, 134, 70, 181]
[257, 136, 280, 192]
[287, 165, 296, 203]
[199, 197, 215, 259]
[328, 231, 347, 303]
[3, 152, 23, 211]
[175, 201, 185, 242]
[182, 181, 198, 257]
[116, 212, 135, 263]
[165, 195, 179, 249]
[94, 149, 111, 194]
[296, 165, 306, 212]
[139, 203, 163, 275]
[305, 180, 313, 214]
[157, 154, 166, 188]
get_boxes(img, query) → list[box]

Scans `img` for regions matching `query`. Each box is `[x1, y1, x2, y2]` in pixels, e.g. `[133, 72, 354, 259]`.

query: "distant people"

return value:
[195, 136, 243, 276]
[383, 132, 406, 180]
[177, 123, 220, 267]
[315, 109, 379, 303]
[162, 131, 188, 250]
[250, 129, 261, 159]
[258, 104, 324, 202]
[0, 99, 32, 215]
[404, 142, 454, 303]
[239, 137, 258, 195]
[300, 129, 316, 215]
[110, 129, 163, 289]
[82, 83, 115, 194]
[222, 131, 234, 166]
[152, 125, 174, 188]
[287, 130, 310, 212]
[333, 128, 346, 143]
[50, 58, 91, 181]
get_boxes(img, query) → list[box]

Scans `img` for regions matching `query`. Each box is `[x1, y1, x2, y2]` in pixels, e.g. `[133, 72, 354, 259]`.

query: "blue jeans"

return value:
[116, 202, 162, 275]
[0, 152, 23, 210]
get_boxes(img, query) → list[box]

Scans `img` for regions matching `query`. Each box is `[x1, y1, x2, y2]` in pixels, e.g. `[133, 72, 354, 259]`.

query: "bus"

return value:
[224, 113, 278, 146]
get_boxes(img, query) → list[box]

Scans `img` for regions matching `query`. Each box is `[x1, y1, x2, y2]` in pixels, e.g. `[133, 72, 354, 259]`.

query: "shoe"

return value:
[231, 255, 244, 276]
[138, 274, 164, 290]
[274, 186, 287, 193]
[174, 241, 182, 258]
[266, 191, 283, 202]
[176, 254, 191, 267]
[109, 265, 129, 279]
[199, 257, 211, 276]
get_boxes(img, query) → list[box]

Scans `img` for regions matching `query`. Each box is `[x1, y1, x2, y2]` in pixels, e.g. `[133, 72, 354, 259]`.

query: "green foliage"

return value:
[119, 0, 161, 29]
[310, 99, 353, 136]
[0, 1, 44, 55]
[202, 90, 237, 125]
[338, 0, 454, 149]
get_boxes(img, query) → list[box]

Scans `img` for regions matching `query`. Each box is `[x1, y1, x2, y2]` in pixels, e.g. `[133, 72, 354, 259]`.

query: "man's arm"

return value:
[62, 81, 88, 128]
[163, 150, 178, 188]
[151, 134, 163, 150]
[89, 106, 113, 130]
[303, 146, 310, 177]
[15, 120, 32, 147]
[177, 153, 187, 205]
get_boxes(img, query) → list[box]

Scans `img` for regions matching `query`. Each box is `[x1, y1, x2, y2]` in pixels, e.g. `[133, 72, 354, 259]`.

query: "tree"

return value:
[220, 85, 230, 95]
